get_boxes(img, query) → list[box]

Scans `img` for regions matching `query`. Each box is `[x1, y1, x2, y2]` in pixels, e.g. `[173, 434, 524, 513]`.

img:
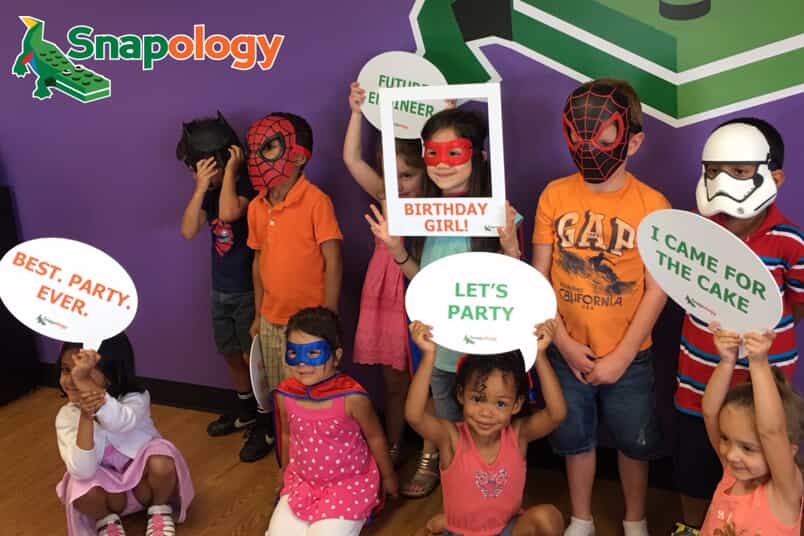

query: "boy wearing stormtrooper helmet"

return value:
[671, 118, 804, 536]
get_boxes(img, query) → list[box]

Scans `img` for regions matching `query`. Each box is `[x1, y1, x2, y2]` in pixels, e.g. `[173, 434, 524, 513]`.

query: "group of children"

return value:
[51, 77, 804, 536]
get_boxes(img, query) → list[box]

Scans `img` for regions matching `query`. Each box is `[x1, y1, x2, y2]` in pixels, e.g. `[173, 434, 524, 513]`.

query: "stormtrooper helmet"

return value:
[695, 122, 778, 219]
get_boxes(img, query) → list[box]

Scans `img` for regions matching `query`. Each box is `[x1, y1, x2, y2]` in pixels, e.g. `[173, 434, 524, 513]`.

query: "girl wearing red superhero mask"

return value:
[364, 108, 523, 529]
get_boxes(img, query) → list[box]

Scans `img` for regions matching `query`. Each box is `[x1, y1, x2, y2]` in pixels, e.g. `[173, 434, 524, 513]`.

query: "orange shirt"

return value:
[701, 466, 802, 535]
[532, 172, 670, 357]
[247, 176, 343, 324]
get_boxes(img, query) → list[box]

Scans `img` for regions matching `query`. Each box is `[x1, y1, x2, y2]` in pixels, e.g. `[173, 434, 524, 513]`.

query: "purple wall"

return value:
[2, 4, 803, 400]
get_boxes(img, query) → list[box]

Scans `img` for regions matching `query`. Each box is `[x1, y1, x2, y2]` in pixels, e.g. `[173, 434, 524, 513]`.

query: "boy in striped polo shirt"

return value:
[672, 118, 804, 536]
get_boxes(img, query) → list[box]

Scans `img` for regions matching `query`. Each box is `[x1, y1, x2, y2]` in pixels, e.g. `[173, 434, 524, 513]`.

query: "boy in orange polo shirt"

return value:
[242, 112, 343, 461]
[532, 79, 669, 536]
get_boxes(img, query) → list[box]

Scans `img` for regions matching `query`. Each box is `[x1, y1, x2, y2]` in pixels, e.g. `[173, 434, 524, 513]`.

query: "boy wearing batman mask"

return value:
[245, 112, 344, 463]
[672, 118, 804, 536]
[532, 79, 670, 536]
[177, 112, 263, 461]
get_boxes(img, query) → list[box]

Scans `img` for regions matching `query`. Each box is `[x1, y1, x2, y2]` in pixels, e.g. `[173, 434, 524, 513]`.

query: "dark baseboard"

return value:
[38, 362, 233, 414]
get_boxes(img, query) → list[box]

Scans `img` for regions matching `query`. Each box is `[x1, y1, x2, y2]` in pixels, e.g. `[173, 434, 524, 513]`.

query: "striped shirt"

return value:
[675, 204, 804, 416]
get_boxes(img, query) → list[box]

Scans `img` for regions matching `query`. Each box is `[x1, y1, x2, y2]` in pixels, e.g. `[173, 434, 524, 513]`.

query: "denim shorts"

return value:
[210, 290, 254, 354]
[430, 367, 463, 422]
[445, 516, 516, 536]
[547, 345, 661, 460]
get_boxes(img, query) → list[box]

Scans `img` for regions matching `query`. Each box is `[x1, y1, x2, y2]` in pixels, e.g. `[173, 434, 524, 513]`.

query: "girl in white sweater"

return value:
[55, 333, 194, 536]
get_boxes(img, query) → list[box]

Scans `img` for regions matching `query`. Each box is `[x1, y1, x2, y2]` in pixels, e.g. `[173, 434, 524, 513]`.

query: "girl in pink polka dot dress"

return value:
[266, 307, 398, 536]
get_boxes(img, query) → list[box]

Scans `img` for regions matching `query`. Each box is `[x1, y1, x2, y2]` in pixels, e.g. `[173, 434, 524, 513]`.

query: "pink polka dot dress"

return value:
[280, 395, 381, 522]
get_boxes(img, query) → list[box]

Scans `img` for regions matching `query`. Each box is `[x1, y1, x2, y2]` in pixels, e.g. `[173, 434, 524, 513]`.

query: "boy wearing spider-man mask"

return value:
[532, 79, 670, 536]
[244, 112, 344, 463]
[671, 118, 804, 536]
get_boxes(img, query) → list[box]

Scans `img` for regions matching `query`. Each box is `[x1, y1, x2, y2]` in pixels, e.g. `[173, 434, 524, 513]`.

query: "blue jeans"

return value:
[547, 345, 661, 460]
[430, 367, 463, 422]
[445, 517, 516, 536]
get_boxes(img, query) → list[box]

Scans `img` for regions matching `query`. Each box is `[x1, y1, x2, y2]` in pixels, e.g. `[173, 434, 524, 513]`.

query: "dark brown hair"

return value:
[285, 307, 343, 351]
[408, 108, 500, 261]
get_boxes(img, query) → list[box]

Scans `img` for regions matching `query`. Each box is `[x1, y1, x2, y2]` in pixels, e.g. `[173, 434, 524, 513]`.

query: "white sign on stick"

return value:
[357, 51, 448, 139]
[249, 335, 271, 412]
[637, 209, 782, 333]
[380, 83, 507, 237]
[405, 252, 556, 370]
[0, 238, 138, 349]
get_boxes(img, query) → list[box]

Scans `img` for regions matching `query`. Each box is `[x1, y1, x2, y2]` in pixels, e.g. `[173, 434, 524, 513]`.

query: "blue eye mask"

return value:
[285, 340, 333, 367]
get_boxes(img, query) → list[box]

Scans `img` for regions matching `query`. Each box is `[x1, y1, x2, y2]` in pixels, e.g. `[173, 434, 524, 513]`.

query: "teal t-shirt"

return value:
[421, 236, 472, 372]
[419, 213, 523, 372]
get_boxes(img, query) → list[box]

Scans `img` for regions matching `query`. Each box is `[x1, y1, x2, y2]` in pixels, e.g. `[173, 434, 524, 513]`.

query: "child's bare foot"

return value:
[426, 512, 446, 534]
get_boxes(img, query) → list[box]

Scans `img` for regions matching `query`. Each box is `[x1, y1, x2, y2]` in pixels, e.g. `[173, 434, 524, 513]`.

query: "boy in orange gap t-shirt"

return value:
[242, 112, 343, 462]
[532, 79, 669, 536]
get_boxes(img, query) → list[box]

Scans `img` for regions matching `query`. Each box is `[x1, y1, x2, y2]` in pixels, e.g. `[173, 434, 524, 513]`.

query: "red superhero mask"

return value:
[562, 84, 638, 183]
[423, 138, 473, 167]
[246, 114, 312, 192]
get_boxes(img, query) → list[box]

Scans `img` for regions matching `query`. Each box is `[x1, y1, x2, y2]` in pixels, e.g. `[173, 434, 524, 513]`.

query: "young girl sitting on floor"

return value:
[406, 319, 566, 536]
[55, 333, 194, 536]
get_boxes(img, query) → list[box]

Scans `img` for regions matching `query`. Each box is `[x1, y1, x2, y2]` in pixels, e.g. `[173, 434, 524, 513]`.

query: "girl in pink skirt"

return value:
[55, 333, 194, 536]
[344, 82, 442, 497]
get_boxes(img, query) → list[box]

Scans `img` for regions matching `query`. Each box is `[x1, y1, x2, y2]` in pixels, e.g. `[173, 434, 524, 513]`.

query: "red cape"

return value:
[271, 373, 368, 467]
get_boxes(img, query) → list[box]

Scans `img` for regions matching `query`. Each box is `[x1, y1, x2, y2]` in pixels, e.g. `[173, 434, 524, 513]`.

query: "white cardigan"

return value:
[56, 391, 161, 480]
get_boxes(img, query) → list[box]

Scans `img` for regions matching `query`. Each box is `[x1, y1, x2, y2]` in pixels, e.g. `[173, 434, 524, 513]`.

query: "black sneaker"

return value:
[206, 412, 256, 437]
[239, 425, 274, 462]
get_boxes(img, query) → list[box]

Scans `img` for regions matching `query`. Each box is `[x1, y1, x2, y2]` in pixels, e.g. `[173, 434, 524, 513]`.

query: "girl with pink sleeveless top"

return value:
[406, 319, 567, 536]
[700, 324, 804, 536]
[266, 307, 398, 536]
[343, 82, 444, 498]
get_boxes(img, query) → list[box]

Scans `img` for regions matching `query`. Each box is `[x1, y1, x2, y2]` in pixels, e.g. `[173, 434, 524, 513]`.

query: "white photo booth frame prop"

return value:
[379, 83, 507, 237]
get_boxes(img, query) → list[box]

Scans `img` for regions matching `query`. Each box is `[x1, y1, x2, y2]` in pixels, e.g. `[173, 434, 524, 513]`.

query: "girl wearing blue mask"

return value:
[265, 307, 398, 536]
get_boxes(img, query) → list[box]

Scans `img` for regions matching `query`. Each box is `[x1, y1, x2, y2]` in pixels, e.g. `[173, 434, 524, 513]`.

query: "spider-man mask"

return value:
[562, 84, 638, 183]
[246, 114, 312, 192]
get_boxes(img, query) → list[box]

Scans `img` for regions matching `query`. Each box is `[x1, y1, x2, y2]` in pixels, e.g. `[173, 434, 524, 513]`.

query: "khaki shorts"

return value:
[259, 318, 288, 396]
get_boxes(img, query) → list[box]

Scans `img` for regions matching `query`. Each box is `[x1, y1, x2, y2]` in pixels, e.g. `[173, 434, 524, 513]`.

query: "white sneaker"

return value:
[146, 504, 175, 536]
[564, 516, 595, 536]
[96, 513, 126, 536]
[623, 519, 649, 536]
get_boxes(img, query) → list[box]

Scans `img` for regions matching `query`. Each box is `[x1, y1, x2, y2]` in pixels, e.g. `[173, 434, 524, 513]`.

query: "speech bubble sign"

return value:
[637, 209, 782, 333]
[0, 238, 138, 349]
[405, 252, 556, 370]
[357, 51, 448, 139]
[249, 335, 271, 412]
[380, 83, 507, 236]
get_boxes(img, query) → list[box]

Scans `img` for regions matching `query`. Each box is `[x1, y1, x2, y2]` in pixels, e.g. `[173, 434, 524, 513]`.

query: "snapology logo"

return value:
[12, 16, 285, 103]
[36, 314, 68, 330]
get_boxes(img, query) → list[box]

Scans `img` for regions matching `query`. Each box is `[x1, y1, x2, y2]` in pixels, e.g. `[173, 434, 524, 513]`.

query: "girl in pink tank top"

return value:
[266, 307, 398, 536]
[700, 324, 804, 536]
[406, 319, 567, 536]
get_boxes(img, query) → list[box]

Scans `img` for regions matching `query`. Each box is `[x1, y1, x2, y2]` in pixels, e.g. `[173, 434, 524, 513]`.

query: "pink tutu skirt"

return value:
[56, 438, 194, 536]
[353, 237, 410, 371]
